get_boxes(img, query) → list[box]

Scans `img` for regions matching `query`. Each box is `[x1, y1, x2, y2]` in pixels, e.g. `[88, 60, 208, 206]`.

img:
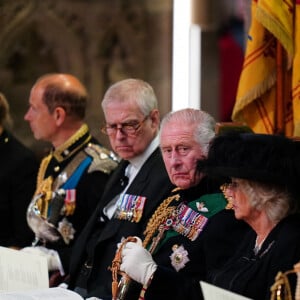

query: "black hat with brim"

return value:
[198, 133, 299, 195]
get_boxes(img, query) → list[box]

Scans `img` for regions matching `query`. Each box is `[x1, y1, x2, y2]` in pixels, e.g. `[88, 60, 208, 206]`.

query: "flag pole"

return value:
[275, 40, 285, 135]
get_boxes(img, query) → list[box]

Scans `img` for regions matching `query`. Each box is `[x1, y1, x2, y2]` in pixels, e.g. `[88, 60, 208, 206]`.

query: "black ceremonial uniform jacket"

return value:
[67, 147, 175, 299]
[138, 178, 249, 300]
[0, 129, 38, 247]
[27, 124, 118, 270]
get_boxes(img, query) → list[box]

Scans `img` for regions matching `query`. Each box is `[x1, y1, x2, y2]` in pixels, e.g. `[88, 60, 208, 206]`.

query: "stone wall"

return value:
[0, 0, 172, 155]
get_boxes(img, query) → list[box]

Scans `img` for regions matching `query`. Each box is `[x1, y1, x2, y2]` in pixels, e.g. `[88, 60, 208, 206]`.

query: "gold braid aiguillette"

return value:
[35, 154, 53, 218]
[143, 189, 181, 248]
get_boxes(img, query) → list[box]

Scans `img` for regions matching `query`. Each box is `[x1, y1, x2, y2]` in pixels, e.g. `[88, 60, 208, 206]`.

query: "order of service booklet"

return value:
[0, 287, 84, 300]
[0, 246, 83, 300]
[200, 281, 253, 300]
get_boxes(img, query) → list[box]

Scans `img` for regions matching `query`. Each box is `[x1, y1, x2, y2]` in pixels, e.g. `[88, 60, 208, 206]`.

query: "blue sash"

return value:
[62, 156, 92, 189]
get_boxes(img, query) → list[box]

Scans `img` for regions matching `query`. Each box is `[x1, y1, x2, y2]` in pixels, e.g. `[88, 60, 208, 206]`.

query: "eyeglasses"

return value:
[101, 115, 149, 136]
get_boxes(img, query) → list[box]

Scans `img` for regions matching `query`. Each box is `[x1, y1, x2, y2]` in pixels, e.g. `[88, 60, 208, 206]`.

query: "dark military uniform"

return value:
[67, 147, 175, 299]
[0, 129, 38, 247]
[130, 178, 249, 300]
[27, 124, 118, 271]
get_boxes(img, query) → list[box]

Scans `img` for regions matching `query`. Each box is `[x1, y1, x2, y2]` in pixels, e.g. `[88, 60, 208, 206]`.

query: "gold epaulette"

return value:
[85, 143, 119, 174]
[171, 187, 182, 193]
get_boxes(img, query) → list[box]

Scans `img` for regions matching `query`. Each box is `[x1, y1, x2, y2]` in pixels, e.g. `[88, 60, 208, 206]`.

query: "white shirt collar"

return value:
[125, 134, 159, 185]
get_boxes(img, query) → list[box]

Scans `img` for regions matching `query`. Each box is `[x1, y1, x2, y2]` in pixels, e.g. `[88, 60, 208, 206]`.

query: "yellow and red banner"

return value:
[232, 0, 300, 136]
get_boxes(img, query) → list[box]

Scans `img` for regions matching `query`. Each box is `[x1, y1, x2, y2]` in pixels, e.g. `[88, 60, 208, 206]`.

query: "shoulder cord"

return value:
[270, 262, 300, 300]
[142, 193, 180, 249]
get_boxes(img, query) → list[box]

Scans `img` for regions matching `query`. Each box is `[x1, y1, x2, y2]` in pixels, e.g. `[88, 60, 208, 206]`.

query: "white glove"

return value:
[58, 282, 68, 289]
[21, 246, 65, 275]
[117, 236, 143, 250]
[120, 242, 157, 286]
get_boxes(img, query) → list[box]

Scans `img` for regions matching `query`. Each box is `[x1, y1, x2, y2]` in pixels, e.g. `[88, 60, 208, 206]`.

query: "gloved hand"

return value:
[21, 246, 65, 275]
[58, 282, 68, 289]
[120, 241, 157, 286]
[117, 236, 143, 250]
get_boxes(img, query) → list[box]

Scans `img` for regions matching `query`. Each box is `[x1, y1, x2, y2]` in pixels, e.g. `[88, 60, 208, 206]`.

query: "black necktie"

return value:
[114, 161, 130, 195]
[99, 162, 129, 222]
[119, 174, 129, 191]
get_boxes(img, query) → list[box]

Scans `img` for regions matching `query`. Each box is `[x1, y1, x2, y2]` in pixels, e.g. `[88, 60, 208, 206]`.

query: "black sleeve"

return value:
[9, 153, 38, 247]
[146, 266, 203, 300]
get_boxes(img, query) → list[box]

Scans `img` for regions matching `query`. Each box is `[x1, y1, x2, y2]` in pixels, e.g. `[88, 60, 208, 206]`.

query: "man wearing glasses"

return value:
[64, 78, 174, 299]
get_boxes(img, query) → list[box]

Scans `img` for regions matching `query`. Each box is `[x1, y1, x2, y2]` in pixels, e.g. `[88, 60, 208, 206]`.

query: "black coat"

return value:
[0, 130, 38, 247]
[67, 148, 175, 299]
[140, 179, 249, 300]
[207, 214, 300, 300]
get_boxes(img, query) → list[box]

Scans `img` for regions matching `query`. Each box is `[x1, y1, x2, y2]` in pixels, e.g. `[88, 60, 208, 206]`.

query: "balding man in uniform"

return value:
[22, 73, 118, 279]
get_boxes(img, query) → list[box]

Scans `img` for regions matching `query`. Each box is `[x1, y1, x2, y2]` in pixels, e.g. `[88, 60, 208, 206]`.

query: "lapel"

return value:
[97, 148, 163, 242]
[100, 160, 129, 207]
[69, 161, 129, 275]
[127, 148, 166, 215]
[126, 148, 160, 195]
[70, 161, 128, 249]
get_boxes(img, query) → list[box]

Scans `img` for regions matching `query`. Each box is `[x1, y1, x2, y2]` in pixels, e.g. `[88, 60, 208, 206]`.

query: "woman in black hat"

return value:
[198, 132, 300, 300]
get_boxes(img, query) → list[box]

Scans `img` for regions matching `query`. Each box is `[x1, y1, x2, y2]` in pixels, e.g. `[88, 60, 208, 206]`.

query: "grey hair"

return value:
[101, 78, 158, 116]
[160, 108, 216, 156]
[238, 179, 292, 223]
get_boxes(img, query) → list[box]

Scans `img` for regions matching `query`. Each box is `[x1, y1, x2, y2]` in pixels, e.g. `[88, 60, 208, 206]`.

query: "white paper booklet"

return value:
[0, 287, 83, 300]
[0, 246, 48, 291]
[0, 246, 84, 299]
[200, 281, 253, 300]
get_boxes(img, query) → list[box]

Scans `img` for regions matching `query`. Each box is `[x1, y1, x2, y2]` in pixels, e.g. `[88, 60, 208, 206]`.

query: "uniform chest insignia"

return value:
[64, 189, 76, 216]
[114, 193, 147, 223]
[173, 202, 208, 241]
[58, 217, 76, 244]
[170, 244, 190, 272]
[196, 201, 209, 212]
